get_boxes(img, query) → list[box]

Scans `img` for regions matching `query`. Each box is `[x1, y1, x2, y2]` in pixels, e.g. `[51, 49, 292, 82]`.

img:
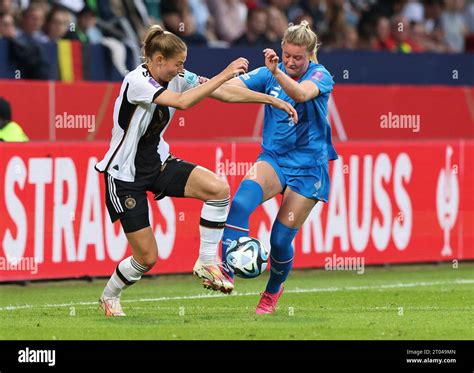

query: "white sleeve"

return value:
[127, 75, 166, 104]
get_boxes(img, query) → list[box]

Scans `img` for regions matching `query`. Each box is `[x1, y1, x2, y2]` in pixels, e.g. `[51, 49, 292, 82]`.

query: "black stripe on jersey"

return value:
[101, 84, 137, 173]
[102, 132, 127, 173]
[152, 87, 166, 103]
[133, 104, 170, 179]
[118, 83, 137, 131]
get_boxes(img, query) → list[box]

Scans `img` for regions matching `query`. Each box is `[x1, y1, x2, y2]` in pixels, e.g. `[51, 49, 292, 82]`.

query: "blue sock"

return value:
[221, 180, 263, 278]
[265, 219, 299, 294]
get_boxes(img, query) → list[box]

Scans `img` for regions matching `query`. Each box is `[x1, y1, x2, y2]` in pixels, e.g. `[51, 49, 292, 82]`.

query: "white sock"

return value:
[102, 256, 149, 298]
[199, 197, 230, 264]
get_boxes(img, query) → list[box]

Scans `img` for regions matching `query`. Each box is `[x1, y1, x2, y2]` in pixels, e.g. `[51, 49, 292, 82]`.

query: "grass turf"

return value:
[0, 263, 473, 340]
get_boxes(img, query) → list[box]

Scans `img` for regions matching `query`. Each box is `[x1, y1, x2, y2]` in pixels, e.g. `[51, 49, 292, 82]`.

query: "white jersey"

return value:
[95, 64, 200, 182]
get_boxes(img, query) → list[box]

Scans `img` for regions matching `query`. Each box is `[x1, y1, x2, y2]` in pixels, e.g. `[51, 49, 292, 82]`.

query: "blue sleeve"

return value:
[305, 69, 334, 95]
[239, 67, 270, 93]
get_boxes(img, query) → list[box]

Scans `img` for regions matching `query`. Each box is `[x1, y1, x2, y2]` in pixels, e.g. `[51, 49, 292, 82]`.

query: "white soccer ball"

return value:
[225, 237, 269, 278]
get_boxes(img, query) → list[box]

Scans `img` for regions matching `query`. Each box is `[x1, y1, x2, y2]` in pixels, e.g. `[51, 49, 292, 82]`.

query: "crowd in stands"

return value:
[1, 0, 473, 52]
[0, 0, 472, 79]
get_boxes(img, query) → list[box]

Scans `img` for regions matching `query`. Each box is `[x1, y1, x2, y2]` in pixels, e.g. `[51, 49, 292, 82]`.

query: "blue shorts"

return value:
[257, 151, 331, 202]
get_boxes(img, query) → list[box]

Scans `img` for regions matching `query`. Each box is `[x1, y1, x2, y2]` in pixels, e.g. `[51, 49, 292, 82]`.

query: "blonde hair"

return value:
[282, 20, 320, 62]
[142, 25, 187, 61]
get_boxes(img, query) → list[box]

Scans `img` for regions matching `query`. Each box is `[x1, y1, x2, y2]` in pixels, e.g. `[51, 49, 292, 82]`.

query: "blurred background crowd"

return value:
[0, 0, 473, 55]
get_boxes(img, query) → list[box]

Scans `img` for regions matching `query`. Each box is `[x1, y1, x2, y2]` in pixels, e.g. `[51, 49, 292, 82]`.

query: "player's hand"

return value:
[222, 57, 249, 80]
[272, 98, 298, 123]
[198, 76, 209, 84]
[263, 48, 279, 74]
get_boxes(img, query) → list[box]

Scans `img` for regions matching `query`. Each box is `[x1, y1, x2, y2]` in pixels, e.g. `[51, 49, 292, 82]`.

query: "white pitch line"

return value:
[0, 278, 473, 312]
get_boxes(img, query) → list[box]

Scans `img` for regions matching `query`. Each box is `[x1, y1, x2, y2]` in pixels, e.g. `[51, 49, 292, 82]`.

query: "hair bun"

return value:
[144, 25, 164, 46]
[300, 20, 310, 29]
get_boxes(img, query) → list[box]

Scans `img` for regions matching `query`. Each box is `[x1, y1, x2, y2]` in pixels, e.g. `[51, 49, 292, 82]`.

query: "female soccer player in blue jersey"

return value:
[218, 20, 338, 314]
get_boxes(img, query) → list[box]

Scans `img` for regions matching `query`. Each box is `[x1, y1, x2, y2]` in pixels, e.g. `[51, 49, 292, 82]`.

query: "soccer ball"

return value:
[225, 237, 269, 278]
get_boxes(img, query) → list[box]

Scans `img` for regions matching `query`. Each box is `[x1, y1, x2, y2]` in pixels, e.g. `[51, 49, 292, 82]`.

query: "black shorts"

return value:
[104, 155, 197, 233]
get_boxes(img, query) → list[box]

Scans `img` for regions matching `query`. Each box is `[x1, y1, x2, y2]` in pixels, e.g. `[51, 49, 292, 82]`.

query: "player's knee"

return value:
[205, 178, 230, 200]
[136, 253, 157, 269]
[135, 247, 158, 270]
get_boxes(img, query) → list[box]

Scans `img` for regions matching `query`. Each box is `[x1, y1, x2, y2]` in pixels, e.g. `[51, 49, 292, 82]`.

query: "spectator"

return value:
[203, 13, 228, 47]
[265, 5, 288, 43]
[409, 21, 427, 51]
[464, 0, 474, 51]
[11, 4, 49, 79]
[389, 14, 416, 52]
[441, 0, 467, 52]
[188, 0, 210, 36]
[268, 0, 293, 18]
[374, 16, 394, 50]
[207, 0, 246, 43]
[341, 23, 359, 49]
[233, 7, 271, 46]
[0, 0, 18, 15]
[18, 3, 48, 43]
[424, 0, 444, 34]
[0, 97, 28, 142]
[44, 6, 75, 42]
[161, 0, 207, 45]
[295, 0, 327, 34]
[76, 5, 103, 43]
[293, 12, 315, 29]
[0, 12, 17, 38]
[122, 0, 152, 42]
[465, 0, 474, 32]
[162, 11, 207, 45]
[324, 0, 350, 48]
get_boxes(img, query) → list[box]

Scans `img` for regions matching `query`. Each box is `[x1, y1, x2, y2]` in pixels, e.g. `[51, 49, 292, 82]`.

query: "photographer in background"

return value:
[0, 97, 29, 142]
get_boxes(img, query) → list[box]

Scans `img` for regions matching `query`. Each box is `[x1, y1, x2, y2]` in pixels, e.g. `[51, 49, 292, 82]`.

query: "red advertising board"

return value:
[0, 140, 472, 281]
[1, 80, 472, 141]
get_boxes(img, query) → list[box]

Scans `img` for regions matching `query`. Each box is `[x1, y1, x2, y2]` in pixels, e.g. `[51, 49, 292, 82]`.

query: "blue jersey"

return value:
[239, 62, 338, 168]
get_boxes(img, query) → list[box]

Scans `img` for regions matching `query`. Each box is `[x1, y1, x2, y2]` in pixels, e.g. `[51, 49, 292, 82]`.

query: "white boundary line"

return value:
[0, 279, 473, 312]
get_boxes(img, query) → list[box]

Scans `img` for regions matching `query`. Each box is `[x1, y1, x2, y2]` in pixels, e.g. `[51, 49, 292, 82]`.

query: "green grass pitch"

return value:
[0, 263, 473, 340]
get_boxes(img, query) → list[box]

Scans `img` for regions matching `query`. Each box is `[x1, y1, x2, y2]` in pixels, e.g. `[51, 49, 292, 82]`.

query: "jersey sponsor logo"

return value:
[311, 70, 323, 81]
[148, 77, 160, 89]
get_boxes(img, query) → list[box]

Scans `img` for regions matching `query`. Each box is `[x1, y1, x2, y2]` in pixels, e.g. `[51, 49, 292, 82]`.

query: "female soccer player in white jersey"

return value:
[218, 21, 338, 314]
[96, 25, 298, 316]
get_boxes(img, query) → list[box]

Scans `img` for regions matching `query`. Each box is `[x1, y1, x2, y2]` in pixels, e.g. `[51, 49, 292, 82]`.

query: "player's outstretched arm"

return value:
[153, 57, 249, 110]
[263, 48, 319, 103]
[210, 84, 298, 123]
